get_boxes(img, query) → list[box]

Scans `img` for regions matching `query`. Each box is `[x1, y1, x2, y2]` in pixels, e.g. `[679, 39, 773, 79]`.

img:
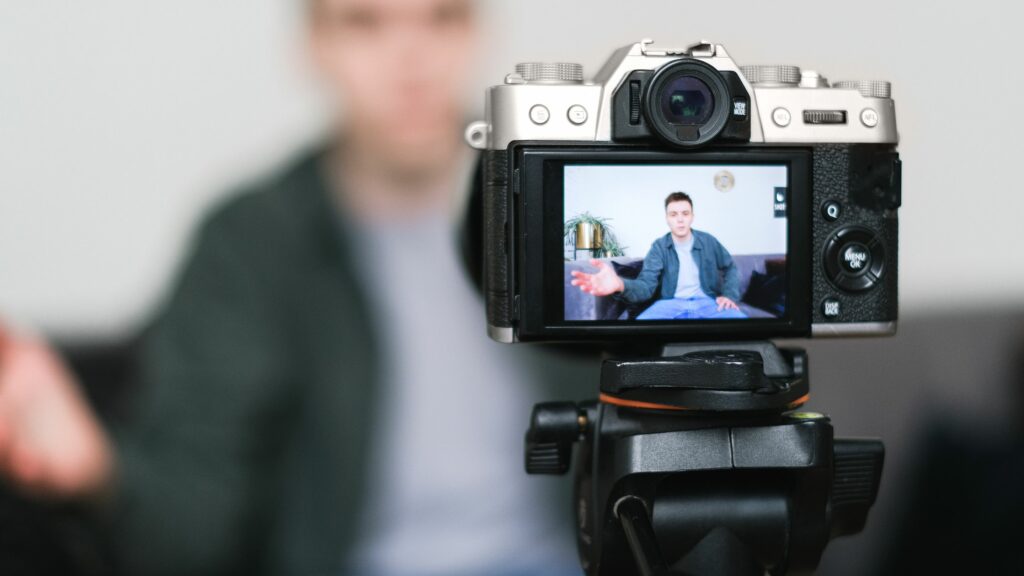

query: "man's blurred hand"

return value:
[716, 296, 740, 311]
[0, 324, 114, 500]
[570, 259, 625, 297]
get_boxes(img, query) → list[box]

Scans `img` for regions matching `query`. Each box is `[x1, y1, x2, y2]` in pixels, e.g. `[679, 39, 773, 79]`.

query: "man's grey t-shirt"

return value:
[346, 209, 578, 576]
[673, 234, 708, 300]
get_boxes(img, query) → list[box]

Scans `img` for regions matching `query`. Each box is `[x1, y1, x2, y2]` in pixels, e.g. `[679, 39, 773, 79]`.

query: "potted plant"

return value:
[564, 212, 626, 259]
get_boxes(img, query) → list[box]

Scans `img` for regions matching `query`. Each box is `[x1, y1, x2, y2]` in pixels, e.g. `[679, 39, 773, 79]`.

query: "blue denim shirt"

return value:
[621, 229, 740, 304]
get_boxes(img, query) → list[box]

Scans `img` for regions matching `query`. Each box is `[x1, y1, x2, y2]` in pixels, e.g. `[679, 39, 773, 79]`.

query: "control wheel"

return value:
[824, 226, 886, 292]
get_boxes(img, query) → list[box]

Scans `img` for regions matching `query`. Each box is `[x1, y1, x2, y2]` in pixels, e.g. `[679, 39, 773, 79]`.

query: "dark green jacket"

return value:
[621, 230, 741, 304]
[112, 147, 597, 575]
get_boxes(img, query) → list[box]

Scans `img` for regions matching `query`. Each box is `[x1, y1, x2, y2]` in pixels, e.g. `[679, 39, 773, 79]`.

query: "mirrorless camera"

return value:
[466, 39, 901, 343]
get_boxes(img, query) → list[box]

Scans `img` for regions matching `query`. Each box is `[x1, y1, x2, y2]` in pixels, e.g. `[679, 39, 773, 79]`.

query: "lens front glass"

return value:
[660, 75, 714, 125]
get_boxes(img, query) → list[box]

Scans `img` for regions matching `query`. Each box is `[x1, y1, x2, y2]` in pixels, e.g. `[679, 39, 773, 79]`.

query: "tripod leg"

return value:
[615, 496, 670, 576]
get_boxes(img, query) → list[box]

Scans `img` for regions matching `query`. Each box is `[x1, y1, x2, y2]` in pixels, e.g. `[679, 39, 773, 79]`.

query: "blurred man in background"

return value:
[0, 0, 593, 574]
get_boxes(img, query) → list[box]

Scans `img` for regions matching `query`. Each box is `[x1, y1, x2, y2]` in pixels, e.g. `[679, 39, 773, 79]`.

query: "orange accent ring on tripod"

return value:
[787, 394, 811, 409]
[599, 392, 811, 412]
[599, 393, 689, 411]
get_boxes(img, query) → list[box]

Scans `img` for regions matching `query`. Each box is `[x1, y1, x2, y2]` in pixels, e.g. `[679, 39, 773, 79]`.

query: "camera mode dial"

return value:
[834, 80, 891, 99]
[513, 62, 584, 84]
[740, 65, 802, 86]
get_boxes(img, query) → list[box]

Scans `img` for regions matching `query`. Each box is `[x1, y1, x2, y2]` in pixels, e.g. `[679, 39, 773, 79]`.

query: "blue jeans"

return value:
[636, 296, 747, 320]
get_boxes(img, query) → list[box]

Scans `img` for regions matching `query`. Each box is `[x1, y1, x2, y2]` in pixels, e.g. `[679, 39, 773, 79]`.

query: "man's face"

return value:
[308, 0, 478, 169]
[665, 200, 694, 240]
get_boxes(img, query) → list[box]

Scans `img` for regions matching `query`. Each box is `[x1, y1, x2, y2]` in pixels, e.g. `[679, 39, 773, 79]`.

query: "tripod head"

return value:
[526, 342, 883, 576]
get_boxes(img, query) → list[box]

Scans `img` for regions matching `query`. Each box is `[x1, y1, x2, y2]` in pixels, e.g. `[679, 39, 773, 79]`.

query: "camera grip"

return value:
[484, 150, 512, 328]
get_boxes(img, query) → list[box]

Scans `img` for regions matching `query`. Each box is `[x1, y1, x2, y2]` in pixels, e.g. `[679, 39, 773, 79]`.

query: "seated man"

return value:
[571, 191, 747, 320]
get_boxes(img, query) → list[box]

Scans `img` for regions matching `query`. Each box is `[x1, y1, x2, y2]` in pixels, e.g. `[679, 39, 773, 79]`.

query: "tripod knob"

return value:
[831, 438, 885, 536]
[525, 402, 583, 475]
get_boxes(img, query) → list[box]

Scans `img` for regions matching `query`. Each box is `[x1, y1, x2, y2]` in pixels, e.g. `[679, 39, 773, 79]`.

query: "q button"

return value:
[822, 201, 842, 222]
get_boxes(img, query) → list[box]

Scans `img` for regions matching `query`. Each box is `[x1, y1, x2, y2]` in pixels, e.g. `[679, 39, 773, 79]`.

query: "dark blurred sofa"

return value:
[564, 253, 786, 320]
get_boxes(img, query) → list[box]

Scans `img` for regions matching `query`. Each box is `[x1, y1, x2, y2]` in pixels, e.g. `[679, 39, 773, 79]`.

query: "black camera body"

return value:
[466, 40, 901, 343]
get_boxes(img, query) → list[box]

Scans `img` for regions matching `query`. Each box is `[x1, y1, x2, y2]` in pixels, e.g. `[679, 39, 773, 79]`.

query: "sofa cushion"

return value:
[611, 259, 643, 279]
[743, 270, 786, 317]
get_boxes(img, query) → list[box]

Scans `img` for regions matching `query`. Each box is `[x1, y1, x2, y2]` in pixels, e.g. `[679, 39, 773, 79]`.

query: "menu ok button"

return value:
[841, 243, 870, 273]
[824, 227, 886, 292]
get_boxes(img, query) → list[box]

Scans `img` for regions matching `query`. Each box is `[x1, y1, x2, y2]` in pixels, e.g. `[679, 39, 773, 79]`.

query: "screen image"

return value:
[563, 163, 789, 323]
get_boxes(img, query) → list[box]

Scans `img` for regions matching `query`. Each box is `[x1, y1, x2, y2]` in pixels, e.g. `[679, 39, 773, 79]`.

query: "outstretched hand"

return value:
[570, 259, 625, 297]
[0, 323, 114, 500]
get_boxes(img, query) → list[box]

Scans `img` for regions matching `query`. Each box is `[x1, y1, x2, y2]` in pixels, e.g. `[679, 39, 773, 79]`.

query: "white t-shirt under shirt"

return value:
[673, 234, 708, 300]
[345, 209, 578, 576]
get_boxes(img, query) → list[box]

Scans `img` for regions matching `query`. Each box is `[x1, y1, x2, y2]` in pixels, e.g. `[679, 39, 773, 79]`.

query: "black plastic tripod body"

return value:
[525, 342, 884, 576]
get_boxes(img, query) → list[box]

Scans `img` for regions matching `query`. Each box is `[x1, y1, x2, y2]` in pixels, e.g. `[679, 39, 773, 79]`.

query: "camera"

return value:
[464, 40, 896, 575]
[466, 39, 901, 343]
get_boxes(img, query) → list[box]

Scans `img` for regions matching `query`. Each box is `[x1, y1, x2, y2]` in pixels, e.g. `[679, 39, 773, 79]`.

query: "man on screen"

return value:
[570, 191, 747, 320]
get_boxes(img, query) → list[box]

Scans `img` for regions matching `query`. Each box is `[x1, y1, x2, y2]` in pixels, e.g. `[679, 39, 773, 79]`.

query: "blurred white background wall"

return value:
[0, 0, 327, 338]
[2, 0, 1021, 338]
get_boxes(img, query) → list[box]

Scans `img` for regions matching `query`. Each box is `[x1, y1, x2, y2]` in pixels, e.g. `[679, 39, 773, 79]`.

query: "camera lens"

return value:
[644, 59, 731, 147]
[660, 76, 714, 125]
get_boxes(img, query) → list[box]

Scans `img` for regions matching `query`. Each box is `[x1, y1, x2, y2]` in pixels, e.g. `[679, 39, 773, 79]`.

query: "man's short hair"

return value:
[665, 191, 693, 210]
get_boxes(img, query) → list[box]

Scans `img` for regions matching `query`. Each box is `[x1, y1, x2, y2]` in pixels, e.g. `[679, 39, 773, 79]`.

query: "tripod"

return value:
[526, 342, 884, 576]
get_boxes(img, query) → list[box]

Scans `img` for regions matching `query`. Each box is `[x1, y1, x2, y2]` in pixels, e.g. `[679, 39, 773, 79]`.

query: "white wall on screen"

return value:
[564, 164, 788, 258]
